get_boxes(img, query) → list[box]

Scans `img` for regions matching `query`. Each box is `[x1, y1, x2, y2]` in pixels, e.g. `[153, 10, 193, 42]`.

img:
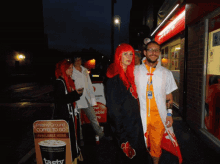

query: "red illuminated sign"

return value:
[81, 102, 107, 124]
[84, 59, 96, 69]
[155, 7, 185, 44]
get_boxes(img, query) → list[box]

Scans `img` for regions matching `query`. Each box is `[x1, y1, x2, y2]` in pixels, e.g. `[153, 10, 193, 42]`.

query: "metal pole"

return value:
[118, 23, 120, 32]
[111, 0, 115, 62]
[118, 23, 120, 43]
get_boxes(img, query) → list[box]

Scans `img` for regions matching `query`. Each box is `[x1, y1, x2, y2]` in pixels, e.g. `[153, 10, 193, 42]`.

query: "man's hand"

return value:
[166, 100, 173, 109]
[165, 116, 173, 128]
[166, 94, 173, 109]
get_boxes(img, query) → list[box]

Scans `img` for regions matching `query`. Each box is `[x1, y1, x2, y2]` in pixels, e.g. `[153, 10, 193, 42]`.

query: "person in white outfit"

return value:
[71, 56, 105, 144]
[134, 41, 182, 164]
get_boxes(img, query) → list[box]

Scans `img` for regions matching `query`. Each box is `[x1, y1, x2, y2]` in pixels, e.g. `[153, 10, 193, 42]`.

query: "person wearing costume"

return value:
[134, 50, 142, 65]
[54, 59, 83, 163]
[106, 43, 148, 164]
[71, 56, 106, 145]
[134, 41, 182, 164]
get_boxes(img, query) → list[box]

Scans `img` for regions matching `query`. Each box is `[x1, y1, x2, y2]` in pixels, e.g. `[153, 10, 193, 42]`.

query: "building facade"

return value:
[154, 1, 185, 113]
[129, 0, 163, 50]
[151, 0, 220, 150]
[186, 2, 220, 150]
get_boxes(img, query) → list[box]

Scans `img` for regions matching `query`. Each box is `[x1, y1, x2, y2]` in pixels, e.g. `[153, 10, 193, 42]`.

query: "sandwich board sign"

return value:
[33, 120, 72, 164]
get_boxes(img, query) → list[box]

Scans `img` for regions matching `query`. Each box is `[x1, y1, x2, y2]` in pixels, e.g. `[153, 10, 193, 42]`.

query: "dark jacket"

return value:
[53, 77, 81, 159]
[106, 75, 146, 155]
[53, 77, 81, 120]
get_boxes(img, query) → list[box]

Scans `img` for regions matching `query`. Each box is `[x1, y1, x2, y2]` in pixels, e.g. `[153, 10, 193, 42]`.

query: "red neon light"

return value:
[155, 7, 185, 44]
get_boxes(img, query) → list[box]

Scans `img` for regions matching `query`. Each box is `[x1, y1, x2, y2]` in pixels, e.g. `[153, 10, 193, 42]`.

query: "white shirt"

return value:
[72, 66, 97, 109]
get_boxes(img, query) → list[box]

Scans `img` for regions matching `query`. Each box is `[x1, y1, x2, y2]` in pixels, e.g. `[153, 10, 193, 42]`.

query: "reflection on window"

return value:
[161, 47, 169, 68]
[161, 44, 180, 106]
[204, 12, 220, 140]
[161, 45, 180, 70]
[170, 45, 180, 70]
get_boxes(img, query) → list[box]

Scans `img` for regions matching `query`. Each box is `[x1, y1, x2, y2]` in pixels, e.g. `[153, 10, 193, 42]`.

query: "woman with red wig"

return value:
[106, 43, 148, 164]
[54, 59, 83, 163]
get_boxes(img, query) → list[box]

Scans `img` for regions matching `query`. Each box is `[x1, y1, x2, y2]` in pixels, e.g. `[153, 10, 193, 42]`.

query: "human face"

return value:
[135, 55, 140, 65]
[74, 57, 82, 67]
[66, 64, 73, 77]
[121, 51, 133, 69]
[144, 43, 161, 63]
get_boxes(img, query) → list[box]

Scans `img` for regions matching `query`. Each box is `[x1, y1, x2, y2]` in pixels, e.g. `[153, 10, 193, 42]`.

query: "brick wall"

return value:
[187, 20, 205, 130]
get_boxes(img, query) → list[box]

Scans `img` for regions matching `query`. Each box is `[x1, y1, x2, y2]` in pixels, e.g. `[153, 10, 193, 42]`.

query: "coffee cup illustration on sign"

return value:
[38, 140, 66, 164]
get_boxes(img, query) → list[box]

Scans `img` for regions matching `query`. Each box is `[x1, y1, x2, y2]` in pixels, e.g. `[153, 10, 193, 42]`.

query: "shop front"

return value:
[154, 5, 185, 110]
[151, 0, 220, 151]
[186, 2, 220, 148]
[201, 8, 220, 146]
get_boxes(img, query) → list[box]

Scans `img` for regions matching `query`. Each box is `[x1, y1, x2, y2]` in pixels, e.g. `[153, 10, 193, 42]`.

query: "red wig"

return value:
[55, 59, 76, 93]
[106, 43, 137, 98]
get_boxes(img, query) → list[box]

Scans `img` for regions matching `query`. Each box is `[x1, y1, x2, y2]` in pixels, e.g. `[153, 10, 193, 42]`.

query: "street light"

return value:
[114, 15, 121, 32]
[16, 53, 25, 61]
[114, 18, 119, 24]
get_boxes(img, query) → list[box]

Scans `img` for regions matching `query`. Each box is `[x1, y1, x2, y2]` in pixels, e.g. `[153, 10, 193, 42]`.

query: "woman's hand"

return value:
[76, 88, 84, 95]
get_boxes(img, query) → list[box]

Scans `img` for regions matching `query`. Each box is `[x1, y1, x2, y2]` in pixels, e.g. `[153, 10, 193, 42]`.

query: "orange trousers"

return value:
[145, 64, 165, 158]
[146, 108, 165, 157]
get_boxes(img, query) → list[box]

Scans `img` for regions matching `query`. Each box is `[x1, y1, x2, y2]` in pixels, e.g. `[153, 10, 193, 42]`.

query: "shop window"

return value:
[170, 44, 180, 106]
[161, 44, 180, 106]
[161, 46, 169, 68]
[170, 44, 180, 70]
[203, 12, 220, 140]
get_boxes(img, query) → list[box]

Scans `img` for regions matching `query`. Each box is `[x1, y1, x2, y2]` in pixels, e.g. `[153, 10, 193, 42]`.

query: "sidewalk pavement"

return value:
[22, 109, 220, 164]
[168, 110, 219, 164]
[76, 110, 220, 164]
[4, 81, 219, 164]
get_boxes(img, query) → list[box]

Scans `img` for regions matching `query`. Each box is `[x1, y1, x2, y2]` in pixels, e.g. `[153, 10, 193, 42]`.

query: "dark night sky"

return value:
[43, 0, 132, 57]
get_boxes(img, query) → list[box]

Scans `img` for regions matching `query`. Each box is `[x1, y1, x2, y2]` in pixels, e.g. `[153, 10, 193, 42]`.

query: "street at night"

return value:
[0, 80, 54, 163]
[0, 79, 219, 164]
[1, 0, 220, 163]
